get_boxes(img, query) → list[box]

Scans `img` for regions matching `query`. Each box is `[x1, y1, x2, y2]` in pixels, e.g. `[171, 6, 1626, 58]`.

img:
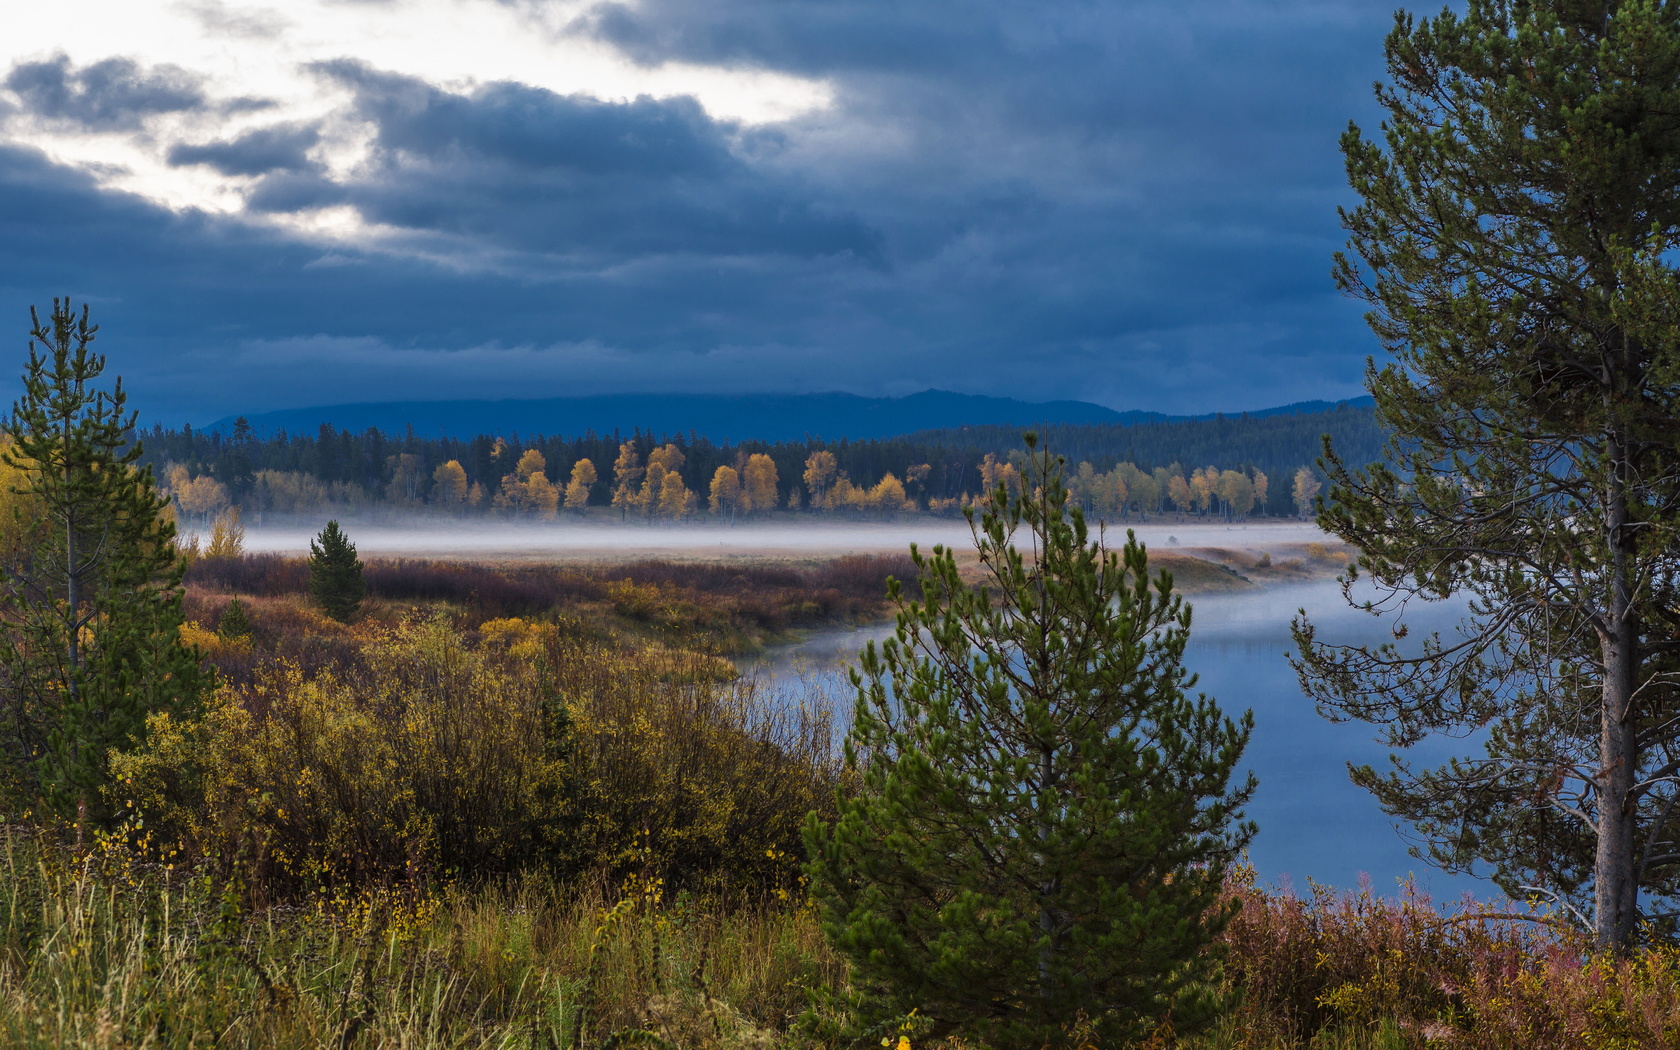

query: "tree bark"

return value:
[1595, 474, 1640, 949]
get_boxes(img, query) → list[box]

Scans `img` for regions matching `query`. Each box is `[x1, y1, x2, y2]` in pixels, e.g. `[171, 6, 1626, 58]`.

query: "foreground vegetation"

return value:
[0, 543, 1651, 1049]
[10, 821, 1680, 1049]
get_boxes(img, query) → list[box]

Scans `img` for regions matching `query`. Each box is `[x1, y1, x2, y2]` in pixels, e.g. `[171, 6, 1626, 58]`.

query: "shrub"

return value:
[114, 615, 574, 892]
[115, 613, 842, 900]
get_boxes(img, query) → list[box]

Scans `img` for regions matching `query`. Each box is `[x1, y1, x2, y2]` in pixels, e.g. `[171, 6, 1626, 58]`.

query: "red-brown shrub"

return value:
[1214, 869, 1680, 1049]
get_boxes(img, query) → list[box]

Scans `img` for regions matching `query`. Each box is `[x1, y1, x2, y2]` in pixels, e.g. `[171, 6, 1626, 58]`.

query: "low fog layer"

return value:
[239, 516, 1334, 561]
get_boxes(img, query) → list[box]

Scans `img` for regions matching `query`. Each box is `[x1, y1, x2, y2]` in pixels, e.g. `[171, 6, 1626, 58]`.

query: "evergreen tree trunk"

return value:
[1598, 471, 1640, 948]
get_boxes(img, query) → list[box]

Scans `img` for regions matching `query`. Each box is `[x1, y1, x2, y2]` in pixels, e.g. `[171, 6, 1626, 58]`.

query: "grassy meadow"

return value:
[2, 549, 1672, 1049]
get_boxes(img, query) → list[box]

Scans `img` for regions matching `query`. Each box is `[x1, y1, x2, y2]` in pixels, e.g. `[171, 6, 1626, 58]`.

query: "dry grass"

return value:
[0, 827, 839, 1049]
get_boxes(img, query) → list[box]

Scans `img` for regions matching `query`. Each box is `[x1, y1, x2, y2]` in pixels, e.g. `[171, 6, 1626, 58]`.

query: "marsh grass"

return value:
[185, 553, 919, 654]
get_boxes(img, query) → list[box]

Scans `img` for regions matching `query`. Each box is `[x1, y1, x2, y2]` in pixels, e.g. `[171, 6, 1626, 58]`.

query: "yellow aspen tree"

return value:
[1168, 474, 1192, 518]
[565, 458, 596, 515]
[1152, 466, 1172, 515]
[905, 462, 931, 504]
[168, 468, 229, 526]
[1252, 470, 1268, 514]
[639, 462, 667, 519]
[1215, 470, 1240, 520]
[710, 465, 742, 523]
[466, 481, 485, 509]
[205, 506, 244, 559]
[787, 487, 804, 511]
[829, 475, 859, 514]
[1291, 466, 1321, 520]
[528, 471, 560, 519]
[870, 473, 911, 518]
[1106, 467, 1130, 521]
[647, 443, 686, 474]
[743, 453, 778, 516]
[659, 471, 692, 520]
[1218, 470, 1254, 520]
[1128, 465, 1160, 520]
[611, 442, 643, 520]
[516, 449, 546, 482]
[432, 460, 468, 508]
[1189, 468, 1214, 517]
[803, 450, 837, 510]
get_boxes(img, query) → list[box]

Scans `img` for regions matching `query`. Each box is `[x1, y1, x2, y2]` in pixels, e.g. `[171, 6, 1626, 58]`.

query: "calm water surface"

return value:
[748, 579, 1496, 900]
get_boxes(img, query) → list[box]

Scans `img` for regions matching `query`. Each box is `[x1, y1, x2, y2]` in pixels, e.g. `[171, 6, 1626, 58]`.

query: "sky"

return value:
[0, 0, 1396, 425]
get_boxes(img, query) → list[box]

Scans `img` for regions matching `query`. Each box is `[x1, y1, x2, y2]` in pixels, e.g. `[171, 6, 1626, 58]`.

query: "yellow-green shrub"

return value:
[541, 631, 843, 895]
[115, 615, 574, 892]
[115, 614, 842, 898]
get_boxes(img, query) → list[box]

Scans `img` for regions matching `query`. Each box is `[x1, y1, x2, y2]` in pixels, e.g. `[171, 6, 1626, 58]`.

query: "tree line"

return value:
[138, 405, 1373, 523]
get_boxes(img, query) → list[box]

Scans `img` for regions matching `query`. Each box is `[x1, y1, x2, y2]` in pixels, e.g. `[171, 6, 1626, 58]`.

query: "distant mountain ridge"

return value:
[207, 390, 1374, 445]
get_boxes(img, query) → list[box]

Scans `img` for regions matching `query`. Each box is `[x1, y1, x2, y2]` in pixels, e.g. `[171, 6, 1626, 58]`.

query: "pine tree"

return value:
[805, 437, 1255, 1049]
[0, 299, 204, 822]
[308, 520, 364, 622]
[217, 595, 251, 640]
[1296, 0, 1680, 949]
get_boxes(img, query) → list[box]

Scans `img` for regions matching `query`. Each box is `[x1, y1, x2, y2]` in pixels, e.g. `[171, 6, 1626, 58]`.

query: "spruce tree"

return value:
[308, 520, 364, 622]
[216, 595, 251, 640]
[0, 300, 204, 822]
[1295, 0, 1680, 949]
[805, 438, 1255, 1049]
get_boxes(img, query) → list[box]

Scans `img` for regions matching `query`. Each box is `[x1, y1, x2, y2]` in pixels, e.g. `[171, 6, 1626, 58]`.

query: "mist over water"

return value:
[239, 516, 1334, 561]
[747, 578, 1495, 901]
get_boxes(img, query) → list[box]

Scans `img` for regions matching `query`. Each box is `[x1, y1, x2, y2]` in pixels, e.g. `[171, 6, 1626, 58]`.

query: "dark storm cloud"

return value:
[0, 1, 1399, 420]
[168, 122, 321, 176]
[262, 61, 882, 262]
[5, 53, 205, 130]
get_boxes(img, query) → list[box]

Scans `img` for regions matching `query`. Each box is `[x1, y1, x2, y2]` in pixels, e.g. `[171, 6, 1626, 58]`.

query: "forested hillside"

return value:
[907, 401, 1384, 483]
[139, 400, 1381, 521]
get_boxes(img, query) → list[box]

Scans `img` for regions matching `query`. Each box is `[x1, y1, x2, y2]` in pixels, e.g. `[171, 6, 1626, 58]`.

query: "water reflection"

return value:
[746, 579, 1497, 900]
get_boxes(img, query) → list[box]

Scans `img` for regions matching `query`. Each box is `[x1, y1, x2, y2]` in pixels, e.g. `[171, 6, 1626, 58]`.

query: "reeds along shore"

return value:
[5, 553, 1678, 1048]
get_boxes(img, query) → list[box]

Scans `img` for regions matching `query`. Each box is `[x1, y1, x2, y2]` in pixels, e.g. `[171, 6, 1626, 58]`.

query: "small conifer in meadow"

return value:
[217, 595, 251, 639]
[308, 520, 364, 622]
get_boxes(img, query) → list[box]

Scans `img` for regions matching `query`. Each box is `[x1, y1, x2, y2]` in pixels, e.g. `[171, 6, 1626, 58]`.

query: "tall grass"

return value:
[0, 826, 839, 1049]
[13, 828, 1680, 1049]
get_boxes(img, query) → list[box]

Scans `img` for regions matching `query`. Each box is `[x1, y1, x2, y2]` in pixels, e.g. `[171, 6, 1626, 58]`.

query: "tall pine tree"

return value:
[805, 438, 1254, 1049]
[0, 300, 203, 822]
[1295, 0, 1680, 949]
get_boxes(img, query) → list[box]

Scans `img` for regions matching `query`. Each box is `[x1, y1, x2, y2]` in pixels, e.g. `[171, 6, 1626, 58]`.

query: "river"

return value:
[747, 577, 1497, 901]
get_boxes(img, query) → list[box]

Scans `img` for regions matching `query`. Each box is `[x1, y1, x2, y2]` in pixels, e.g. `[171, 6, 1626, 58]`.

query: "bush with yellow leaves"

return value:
[113, 614, 576, 892]
[114, 612, 841, 899]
